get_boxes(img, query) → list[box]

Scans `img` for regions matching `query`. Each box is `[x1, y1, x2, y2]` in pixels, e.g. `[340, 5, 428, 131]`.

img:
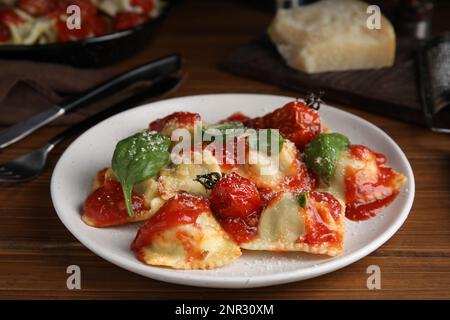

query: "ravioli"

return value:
[226, 139, 300, 190]
[320, 145, 406, 220]
[131, 193, 241, 269]
[82, 105, 408, 269]
[158, 150, 221, 200]
[0, 0, 164, 45]
[82, 167, 165, 227]
[241, 191, 344, 256]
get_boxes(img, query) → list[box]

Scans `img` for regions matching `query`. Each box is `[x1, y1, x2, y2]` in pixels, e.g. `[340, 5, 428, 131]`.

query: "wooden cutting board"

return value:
[222, 34, 449, 127]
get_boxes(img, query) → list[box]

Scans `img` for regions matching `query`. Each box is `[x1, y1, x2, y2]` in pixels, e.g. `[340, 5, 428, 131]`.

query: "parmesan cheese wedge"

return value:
[268, 0, 396, 73]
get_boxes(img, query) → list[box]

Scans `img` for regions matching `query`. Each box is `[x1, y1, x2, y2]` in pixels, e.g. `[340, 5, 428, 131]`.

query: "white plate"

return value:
[51, 94, 415, 288]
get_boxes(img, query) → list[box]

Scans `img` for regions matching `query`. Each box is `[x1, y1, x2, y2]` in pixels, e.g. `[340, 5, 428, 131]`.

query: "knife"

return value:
[0, 54, 181, 149]
[47, 74, 184, 149]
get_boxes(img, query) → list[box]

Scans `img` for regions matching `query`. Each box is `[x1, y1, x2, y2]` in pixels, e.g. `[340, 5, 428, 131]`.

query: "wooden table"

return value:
[1, 0, 449, 300]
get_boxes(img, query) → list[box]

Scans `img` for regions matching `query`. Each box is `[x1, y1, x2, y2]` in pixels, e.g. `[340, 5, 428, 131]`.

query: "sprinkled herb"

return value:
[297, 192, 308, 209]
[112, 131, 170, 216]
[194, 172, 221, 190]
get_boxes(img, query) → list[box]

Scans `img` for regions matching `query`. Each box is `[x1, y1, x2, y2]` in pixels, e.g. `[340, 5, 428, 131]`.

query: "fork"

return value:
[0, 75, 182, 183]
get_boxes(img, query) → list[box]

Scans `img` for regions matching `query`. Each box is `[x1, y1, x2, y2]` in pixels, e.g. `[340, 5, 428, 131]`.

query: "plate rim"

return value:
[50, 93, 415, 288]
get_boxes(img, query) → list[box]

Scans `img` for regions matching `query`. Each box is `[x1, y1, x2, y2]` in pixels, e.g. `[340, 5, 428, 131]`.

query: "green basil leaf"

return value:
[202, 122, 246, 141]
[304, 133, 350, 184]
[203, 123, 284, 156]
[112, 131, 170, 217]
[297, 192, 308, 209]
[204, 122, 245, 133]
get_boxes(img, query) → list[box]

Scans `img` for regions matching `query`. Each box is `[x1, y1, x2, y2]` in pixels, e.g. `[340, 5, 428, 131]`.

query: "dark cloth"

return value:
[0, 60, 152, 125]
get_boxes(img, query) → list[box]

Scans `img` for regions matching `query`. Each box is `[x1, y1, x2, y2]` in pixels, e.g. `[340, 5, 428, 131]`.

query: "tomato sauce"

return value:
[112, 12, 148, 32]
[302, 192, 342, 246]
[216, 210, 261, 245]
[345, 145, 400, 221]
[83, 179, 148, 227]
[131, 193, 210, 257]
[0, 7, 25, 24]
[281, 159, 317, 193]
[149, 112, 201, 132]
[219, 112, 251, 123]
[0, 24, 10, 42]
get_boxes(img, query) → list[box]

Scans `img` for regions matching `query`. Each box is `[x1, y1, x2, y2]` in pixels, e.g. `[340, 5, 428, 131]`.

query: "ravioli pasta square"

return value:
[131, 194, 241, 269]
[241, 191, 345, 257]
[81, 100, 407, 269]
[82, 167, 165, 227]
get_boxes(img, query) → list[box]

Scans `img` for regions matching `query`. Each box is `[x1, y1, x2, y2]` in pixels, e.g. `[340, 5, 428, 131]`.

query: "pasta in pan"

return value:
[0, 0, 164, 45]
[81, 97, 407, 269]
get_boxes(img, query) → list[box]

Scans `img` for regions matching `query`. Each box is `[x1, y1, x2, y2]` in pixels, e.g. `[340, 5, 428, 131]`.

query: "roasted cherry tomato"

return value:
[210, 172, 261, 219]
[246, 100, 321, 151]
[17, 0, 57, 17]
[112, 12, 148, 32]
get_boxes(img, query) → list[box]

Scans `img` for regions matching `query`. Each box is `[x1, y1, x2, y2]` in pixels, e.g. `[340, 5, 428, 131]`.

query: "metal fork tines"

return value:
[0, 75, 182, 183]
[0, 144, 54, 182]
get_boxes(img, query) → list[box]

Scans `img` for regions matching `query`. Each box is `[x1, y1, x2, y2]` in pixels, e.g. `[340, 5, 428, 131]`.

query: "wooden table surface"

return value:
[1, 0, 449, 300]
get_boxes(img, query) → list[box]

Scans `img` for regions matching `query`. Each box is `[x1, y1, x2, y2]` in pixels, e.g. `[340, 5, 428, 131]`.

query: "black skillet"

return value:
[0, 1, 176, 68]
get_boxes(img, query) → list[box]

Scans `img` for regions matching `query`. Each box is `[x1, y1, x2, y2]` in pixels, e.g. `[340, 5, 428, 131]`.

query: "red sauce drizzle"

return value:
[83, 180, 148, 227]
[302, 191, 342, 245]
[345, 145, 400, 221]
[215, 210, 261, 245]
[131, 193, 210, 259]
